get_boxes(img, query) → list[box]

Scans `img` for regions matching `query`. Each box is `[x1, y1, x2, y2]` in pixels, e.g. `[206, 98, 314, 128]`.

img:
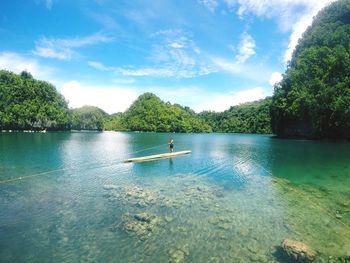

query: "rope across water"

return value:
[0, 142, 168, 185]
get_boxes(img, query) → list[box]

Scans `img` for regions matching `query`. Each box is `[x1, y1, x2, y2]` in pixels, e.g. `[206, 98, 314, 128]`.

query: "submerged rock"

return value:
[327, 255, 350, 263]
[134, 212, 153, 223]
[168, 247, 189, 263]
[281, 239, 317, 262]
[103, 184, 118, 190]
[144, 242, 158, 255]
[122, 212, 166, 239]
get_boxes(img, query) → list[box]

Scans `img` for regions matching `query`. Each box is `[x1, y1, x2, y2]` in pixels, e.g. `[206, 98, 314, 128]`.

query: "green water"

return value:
[0, 132, 349, 262]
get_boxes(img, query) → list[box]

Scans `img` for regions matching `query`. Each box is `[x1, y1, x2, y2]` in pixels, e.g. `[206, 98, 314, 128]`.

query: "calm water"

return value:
[0, 132, 349, 262]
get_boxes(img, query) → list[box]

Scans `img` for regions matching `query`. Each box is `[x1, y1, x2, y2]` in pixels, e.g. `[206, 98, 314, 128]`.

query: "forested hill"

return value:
[199, 97, 272, 134]
[105, 93, 272, 133]
[0, 70, 272, 134]
[121, 93, 212, 133]
[71, 106, 108, 131]
[271, 0, 350, 139]
[0, 70, 70, 130]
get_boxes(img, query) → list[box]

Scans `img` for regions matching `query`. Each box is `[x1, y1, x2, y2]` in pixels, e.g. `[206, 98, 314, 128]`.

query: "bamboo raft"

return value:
[124, 150, 192, 163]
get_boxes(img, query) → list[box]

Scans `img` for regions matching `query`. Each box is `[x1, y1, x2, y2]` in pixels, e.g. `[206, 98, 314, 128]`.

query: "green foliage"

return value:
[71, 106, 108, 131]
[0, 70, 70, 130]
[103, 113, 127, 131]
[0, 71, 273, 134]
[271, 0, 350, 139]
[199, 98, 272, 133]
[122, 93, 212, 133]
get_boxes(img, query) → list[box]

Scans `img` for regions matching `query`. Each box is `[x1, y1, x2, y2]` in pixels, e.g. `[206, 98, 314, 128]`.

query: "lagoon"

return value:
[0, 132, 349, 262]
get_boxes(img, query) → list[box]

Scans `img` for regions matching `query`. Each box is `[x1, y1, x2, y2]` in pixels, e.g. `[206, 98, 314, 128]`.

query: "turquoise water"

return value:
[0, 132, 349, 262]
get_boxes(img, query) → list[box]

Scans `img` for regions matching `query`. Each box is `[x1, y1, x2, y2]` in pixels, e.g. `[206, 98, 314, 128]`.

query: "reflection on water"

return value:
[0, 132, 349, 262]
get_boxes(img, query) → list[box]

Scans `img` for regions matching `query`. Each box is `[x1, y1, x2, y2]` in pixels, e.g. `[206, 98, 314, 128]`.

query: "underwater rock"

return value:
[107, 185, 163, 208]
[208, 216, 232, 231]
[103, 184, 118, 190]
[122, 212, 166, 239]
[281, 239, 317, 262]
[335, 213, 343, 219]
[168, 247, 189, 263]
[165, 216, 174, 223]
[144, 242, 158, 255]
[327, 255, 350, 263]
[248, 253, 269, 262]
[338, 201, 350, 208]
[134, 212, 153, 223]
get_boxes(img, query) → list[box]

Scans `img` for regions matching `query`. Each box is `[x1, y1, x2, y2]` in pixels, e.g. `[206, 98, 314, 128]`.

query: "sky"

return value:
[0, 0, 336, 113]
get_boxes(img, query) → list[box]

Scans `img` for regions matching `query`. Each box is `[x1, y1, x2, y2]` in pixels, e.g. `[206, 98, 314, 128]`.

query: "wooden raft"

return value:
[124, 150, 192, 163]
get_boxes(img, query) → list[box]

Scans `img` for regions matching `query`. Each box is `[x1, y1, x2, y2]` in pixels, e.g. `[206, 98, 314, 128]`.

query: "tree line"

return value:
[271, 0, 350, 139]
[0, 70, 271, 133]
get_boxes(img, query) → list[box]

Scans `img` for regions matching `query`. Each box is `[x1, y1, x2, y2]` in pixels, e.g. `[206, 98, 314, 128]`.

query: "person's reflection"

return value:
[169, 158, 174, 171]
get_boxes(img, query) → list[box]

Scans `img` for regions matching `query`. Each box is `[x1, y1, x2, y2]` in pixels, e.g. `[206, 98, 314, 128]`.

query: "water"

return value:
[0, 132, 349, 262]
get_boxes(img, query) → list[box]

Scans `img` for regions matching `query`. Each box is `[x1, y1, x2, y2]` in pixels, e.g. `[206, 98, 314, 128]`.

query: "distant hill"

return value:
[271, 0, 350, 139]
[0, 70, 273, 134]
[0, 70, 70, 130]
[122, 93, 212, 132]
[104, 112, 127, 131]
[71, 106, 108, 131]
[199, 97, 272, 134]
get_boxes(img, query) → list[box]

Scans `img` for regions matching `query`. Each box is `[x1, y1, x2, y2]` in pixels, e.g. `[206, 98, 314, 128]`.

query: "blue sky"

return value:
[0, 0, 335, 113]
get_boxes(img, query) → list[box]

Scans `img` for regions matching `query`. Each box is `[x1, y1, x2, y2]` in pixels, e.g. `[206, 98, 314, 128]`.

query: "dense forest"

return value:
[0, 70, 70, 130]
[71, 106, 108, 131]
[0, 70, 271, 133]
[199, 98, 272, 134]
[271, 0, 350, 139]
[103, 93, 271, 133]
[113, 93, 212, 133]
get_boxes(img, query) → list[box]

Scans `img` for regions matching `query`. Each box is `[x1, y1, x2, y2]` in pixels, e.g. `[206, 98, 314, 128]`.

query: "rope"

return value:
[0, 142, 169, 185]
[254, 162, 350, 232]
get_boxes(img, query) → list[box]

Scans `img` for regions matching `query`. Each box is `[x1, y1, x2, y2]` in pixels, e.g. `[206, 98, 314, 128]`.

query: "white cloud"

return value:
[33, 32, 113, 60]
[235, 32, 256, 63]
[114, 65, 214, 78]
[35, 0, 54, 10]
[112, 78, 136, 85]
[210, 56, 273, 82]
[59, 80, 270, 113]
[88, 30, 214, 78]
[224, 0, 336, 64]
[88, 61, 110, 71]
[0, 52, 54, 80]
[145, 85, 270, 112]
[199, 0, 219, 12]
[45, 0, 53, 9]
[117, 67, 174, 77]
[269, 71, 283, 86]
[60, 81, 138, 114]
[211, 56, 242, 74]
[170, 42, 185, 49]
[194, 87, 268, 112]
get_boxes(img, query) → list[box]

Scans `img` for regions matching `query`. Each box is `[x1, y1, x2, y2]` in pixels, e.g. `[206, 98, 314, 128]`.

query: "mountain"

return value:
[122, 93, 212, 132]
[271, 0, 350, 139]
[0, 70, 273, 134]
[71, 106, 108, 131]
[0, 70, 70, 130]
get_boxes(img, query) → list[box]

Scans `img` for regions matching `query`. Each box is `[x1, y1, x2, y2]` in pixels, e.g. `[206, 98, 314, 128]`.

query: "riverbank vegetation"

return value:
[271, 0, 350, 139]
[0, 70, 70, 131]
[71, 106, 108, 131]
[0, 71, 270, 133]
[199, 98, 272, 134]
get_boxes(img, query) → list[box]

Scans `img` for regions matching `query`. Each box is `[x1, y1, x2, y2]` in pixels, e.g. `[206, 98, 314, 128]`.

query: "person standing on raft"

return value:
[169, 138, 174, 153]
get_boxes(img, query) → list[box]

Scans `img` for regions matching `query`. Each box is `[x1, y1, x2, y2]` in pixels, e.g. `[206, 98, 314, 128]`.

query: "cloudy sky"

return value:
[0, 0, 335, 113]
